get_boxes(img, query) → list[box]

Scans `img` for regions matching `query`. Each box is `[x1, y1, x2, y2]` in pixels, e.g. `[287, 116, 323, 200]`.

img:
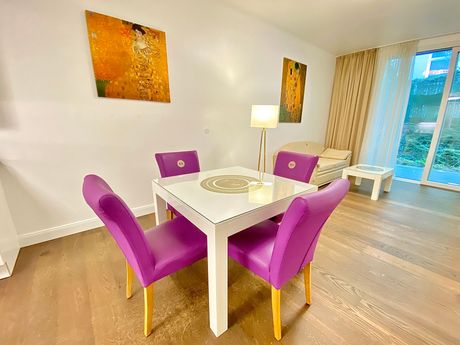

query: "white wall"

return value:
[0, 0, 336, 243]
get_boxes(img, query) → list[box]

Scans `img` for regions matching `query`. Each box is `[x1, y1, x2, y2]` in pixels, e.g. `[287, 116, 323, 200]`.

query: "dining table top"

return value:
[152, 166, 317, 224]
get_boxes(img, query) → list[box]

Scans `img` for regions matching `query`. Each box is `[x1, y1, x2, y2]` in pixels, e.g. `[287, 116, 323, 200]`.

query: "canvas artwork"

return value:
[279, 57, 307, 123]
[85, 11, 170, 102]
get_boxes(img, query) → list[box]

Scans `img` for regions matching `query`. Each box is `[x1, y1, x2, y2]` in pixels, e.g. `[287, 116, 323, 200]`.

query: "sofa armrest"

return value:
[345, 154, 351, 166]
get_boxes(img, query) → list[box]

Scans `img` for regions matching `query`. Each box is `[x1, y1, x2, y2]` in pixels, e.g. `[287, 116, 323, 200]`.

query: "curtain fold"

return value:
[359, 41, 418, 167]
[325, 49, 377, 165]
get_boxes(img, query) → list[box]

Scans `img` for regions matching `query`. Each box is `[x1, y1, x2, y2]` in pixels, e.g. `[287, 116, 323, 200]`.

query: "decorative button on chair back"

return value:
[155, 150, 200, 177]
[228, 178, 349, 340]
[273, 151, 319, 183]
[83, 174, 207, 337]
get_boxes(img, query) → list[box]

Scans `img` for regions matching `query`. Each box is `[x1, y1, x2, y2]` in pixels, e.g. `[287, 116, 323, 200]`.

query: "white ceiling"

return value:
[221, 0, 460, 55]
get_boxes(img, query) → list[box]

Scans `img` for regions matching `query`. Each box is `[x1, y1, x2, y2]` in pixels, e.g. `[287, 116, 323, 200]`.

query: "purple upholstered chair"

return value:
[272, 151, 319, 223]
[274, 151, 319, 183]
[228, 179, 349, 340]
[155, 150, 200, 219]
[82, 174, 207, 337]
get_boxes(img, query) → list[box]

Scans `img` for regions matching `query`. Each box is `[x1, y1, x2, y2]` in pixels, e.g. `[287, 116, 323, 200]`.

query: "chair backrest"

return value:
[273, 151, 319, 183]
[82, 175, 155, 287]
[155, 150, 200, 177]
[269, 179, 350, 289]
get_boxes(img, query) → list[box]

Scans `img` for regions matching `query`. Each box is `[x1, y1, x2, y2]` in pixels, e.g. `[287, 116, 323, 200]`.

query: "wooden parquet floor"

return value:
[1, 181, 459, 344]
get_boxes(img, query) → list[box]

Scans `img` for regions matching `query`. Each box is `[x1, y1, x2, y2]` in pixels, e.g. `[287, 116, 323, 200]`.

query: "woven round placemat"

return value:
[200, 175, 262, 194]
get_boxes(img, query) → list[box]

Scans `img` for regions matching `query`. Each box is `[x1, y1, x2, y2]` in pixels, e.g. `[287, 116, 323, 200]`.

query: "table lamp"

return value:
[250, 105, 279, 173]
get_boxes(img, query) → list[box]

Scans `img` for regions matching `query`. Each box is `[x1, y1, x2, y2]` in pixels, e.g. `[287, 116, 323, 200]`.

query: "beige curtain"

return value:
[325, 49, 377, 165]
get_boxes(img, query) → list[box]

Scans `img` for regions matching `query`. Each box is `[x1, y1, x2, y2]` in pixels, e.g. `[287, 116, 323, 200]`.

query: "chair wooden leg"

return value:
[304, 262, 312, 305]
[271, 286, 282, 340]
[126, 261, 133, 299]
[144, 284, 154, 337]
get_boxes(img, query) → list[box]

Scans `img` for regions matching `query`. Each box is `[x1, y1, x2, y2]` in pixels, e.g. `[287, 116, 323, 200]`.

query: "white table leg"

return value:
[152, 183, 167, 225]
[371, 177, 382, 201]
[207, 230, 228, 337]
[342, 171, 348, 180]
[355, 177, 362, 186]
[384, 175, 393, 193]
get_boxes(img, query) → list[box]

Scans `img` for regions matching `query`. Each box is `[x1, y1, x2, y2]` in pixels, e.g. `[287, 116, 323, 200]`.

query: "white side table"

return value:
[342, 164, 394, 201]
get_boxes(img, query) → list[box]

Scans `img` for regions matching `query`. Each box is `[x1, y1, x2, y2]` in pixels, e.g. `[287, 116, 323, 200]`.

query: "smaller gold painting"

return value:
[279, 58, 307, 123]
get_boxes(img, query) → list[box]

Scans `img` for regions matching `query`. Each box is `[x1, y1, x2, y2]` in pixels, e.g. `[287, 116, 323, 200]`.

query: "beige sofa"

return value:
[273, 141, 352, 186]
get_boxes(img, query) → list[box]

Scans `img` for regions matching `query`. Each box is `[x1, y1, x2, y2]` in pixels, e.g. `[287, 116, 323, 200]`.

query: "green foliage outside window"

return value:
[396, 69, 460, 172]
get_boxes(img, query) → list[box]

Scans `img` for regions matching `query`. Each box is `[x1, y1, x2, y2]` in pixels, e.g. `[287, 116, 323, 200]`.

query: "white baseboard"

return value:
[18, 204, 155, 248]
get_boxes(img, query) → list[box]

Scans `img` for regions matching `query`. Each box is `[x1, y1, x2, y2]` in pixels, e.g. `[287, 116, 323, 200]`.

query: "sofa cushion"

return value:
[320, 148, 351, 160]
[317, 158, 348, 173]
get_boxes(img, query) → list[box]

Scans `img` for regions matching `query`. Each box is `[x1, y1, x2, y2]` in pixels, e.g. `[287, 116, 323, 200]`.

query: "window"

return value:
[395, 48, 460, 188]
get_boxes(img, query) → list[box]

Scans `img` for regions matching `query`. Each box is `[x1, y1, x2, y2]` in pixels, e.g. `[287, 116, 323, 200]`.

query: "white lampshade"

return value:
[250, 105, 279, 129]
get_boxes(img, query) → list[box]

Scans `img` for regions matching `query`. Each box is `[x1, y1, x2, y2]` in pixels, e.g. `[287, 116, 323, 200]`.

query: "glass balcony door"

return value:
[423, 48, 460, 190]
[395, 49, 452, 181]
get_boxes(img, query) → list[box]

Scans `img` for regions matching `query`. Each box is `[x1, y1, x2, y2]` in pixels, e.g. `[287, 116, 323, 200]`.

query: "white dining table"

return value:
[151, 166, 317, 337]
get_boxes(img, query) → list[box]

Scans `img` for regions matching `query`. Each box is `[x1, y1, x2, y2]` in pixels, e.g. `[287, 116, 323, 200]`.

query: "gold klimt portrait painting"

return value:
[279, 58, 307, 123]
[85, 11, 170, 102]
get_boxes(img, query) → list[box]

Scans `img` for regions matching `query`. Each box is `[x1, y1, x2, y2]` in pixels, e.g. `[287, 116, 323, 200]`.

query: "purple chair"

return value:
[155, 150, 200, 219]
[82, 174, 207, 337]
[273, 151, 319, 182]
[272, 151, 319, 223]
[228, 179, 349, 340]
